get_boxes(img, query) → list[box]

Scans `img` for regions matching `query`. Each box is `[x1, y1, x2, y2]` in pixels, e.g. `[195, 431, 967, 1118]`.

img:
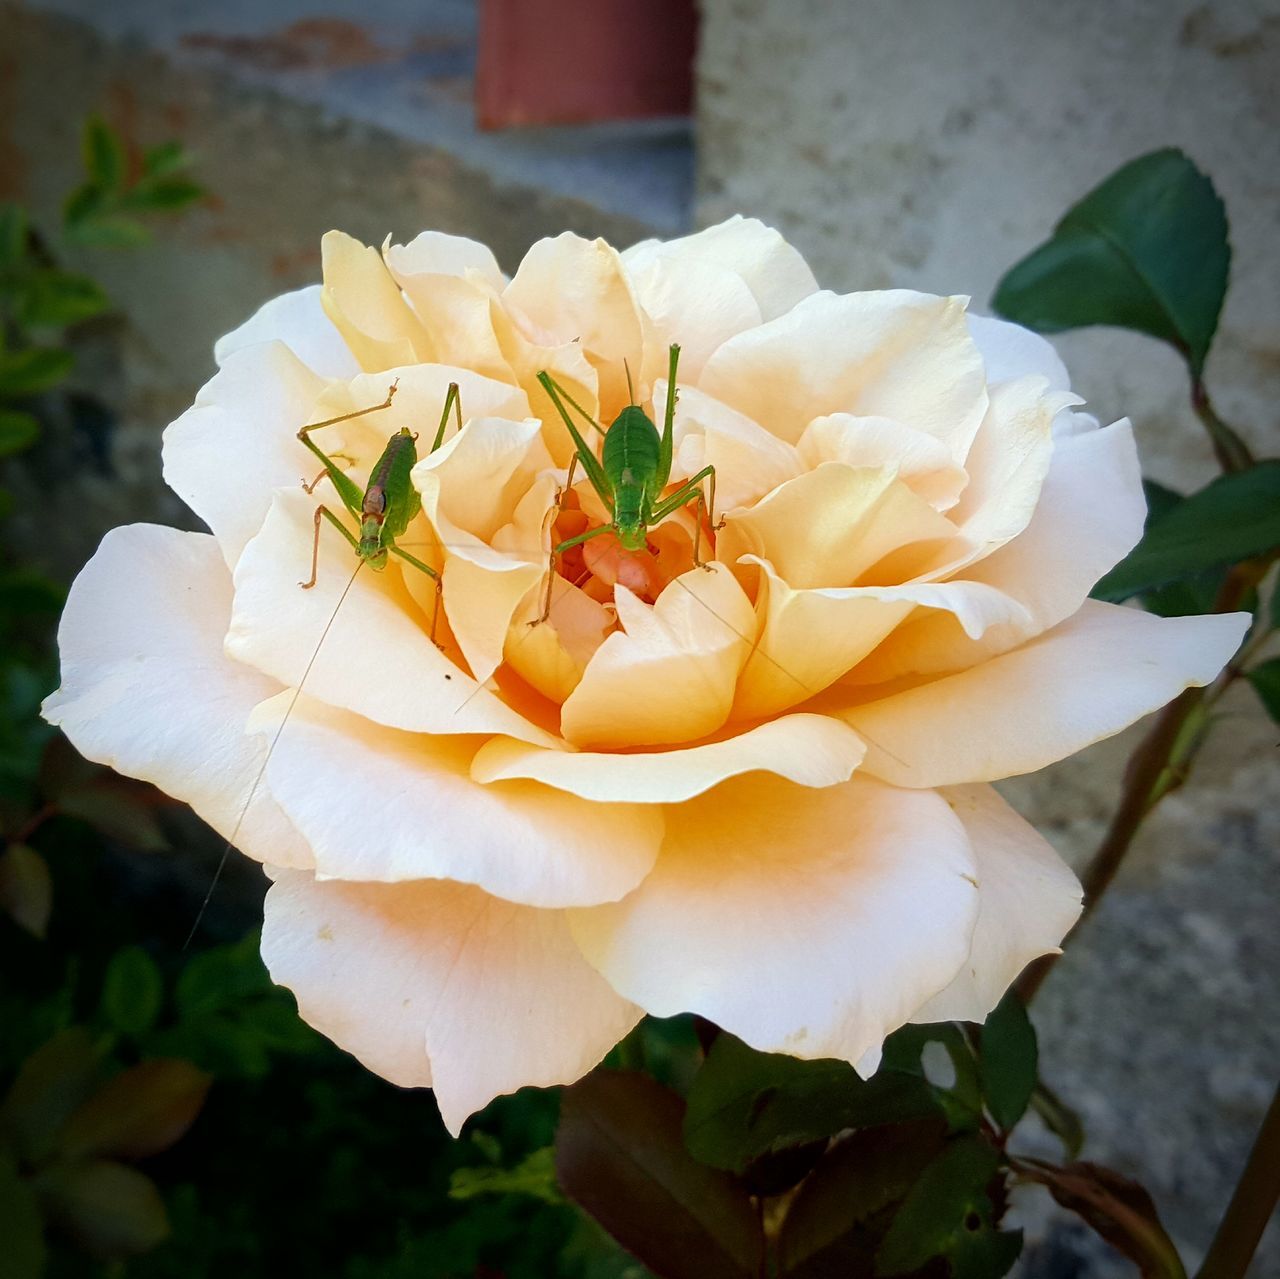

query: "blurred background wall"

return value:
[2, 0, 1277, 1272]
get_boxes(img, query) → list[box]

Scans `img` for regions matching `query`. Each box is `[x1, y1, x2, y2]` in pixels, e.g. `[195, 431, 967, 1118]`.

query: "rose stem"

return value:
[1194, 1080, 1280, 1279]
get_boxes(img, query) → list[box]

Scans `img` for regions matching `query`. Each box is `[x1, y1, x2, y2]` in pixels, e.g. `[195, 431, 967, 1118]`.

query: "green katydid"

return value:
[533, 343, 719, 623]
[295, 379, 463, 641]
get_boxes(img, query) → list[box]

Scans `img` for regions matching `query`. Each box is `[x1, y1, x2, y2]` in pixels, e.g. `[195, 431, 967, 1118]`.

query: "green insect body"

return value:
[295, 381, 461, 638]
[535, 343, 718, 621]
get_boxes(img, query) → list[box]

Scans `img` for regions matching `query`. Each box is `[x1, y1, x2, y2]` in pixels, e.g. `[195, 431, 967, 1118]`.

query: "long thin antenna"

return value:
[183, 561, 363, 948]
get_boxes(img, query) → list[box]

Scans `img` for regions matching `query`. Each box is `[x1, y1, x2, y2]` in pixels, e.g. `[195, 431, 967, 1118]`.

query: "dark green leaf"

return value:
[141, 140, 191, 178]
[557, 1070, 763, 1279]
[0, 202, 28, 269]
[880, 1023, 984, 1133]
[57, 776, 170, 851]
[0, 1151, 46, 1279]
[175, 930, 269, 1017]
[778, 1120, 947, 1277]
[124, 176, 206, 213]
[979, 992, 1037, 1130]
[950, 1227, 1023, 1279]
[0, 569, 66, 616]
[99, 945, 164, 1036]
[993, 149, 1229, 374]
[684, 1034, 941, 1174]
[59, 1058, 211, 1160]
[83, 117, 126, 189]
[1246, 657, 1280, 725]
[63, 214, 152, 249]
[0, 1027, 104, 1163]
[875, 1136, 1001, 1275]
[1094, 462, 1280, 602]
[39, 1158, 169, 1259]
[62, 183, 107, 231]
[0, 409, 40, 458]
[0, 347, 73, 397]
[0, 842, 53, 938]
[20, 269, 111, 328]
[1018, 1160, 1187, 1279]
[1029, 1081, 1085, 1160]
[450, 1146, 563, 1205]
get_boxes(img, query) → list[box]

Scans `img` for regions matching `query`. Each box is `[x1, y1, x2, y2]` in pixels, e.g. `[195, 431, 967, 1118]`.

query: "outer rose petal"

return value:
[213, 283, 361, 380]
[262, 869, 642, 1134]
[163, 342, 331, 566]
[471, 713, 866, 803]
[624, 215, 819, 322]
[41, 526, 310, 868]
[251, 694, 661, 907]
[911, 785, 1082, 1023]
[966, 312, 1070, 391]
[838, 600, 1250, 787]
[560, 565, 756, 749]
[570, 774, 979, 1066]
[228, 489, 556, 745]
[383, 230, 505, 291]
[699, 289, 988, 452]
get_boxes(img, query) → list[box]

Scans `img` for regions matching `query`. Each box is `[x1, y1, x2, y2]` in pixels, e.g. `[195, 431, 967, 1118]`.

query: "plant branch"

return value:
[1196, 1080, 1280, 1279]
[1192, 378, 1254, 474]
[1017, 562, 1266, 1003]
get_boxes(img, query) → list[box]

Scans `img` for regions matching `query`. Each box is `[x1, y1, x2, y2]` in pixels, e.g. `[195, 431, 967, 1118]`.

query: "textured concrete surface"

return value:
[696, 1, 1279, 1270]
[0, 4, 666, 579]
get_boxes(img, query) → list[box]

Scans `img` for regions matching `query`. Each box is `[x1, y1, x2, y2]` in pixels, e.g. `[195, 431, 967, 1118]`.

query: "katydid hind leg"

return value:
[430, 381, 463, 453]
[301, 505, 361, 589]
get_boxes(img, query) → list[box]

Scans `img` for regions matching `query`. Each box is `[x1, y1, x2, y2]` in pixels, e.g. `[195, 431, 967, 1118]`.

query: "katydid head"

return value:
[613, 514, 649, 552]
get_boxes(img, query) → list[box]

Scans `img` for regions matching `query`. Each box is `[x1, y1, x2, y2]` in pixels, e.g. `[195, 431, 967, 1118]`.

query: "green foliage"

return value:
[99, 945, 164, 1036]
[977, 992, 1038, 1131]
[1246, 657, 1280, 726]
[450, 1145, 562, 1205]
[993, 148, 1228, 376]
[1094, 462, 1280, 603]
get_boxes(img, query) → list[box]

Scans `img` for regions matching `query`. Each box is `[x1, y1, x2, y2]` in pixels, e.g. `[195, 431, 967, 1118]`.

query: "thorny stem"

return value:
[1016, 560, 1273, 1004]
[1192, 378, 1254, 474]
[1195, 1080, 1280, 1279]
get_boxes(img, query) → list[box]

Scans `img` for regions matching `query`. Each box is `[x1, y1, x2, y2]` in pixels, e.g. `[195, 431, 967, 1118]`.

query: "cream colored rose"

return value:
[43, 218, 1247, 1133]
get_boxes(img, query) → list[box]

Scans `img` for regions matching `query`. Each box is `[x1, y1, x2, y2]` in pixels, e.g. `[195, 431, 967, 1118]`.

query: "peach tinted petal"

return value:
[570, 774, 978, 1066]
[719, 464, 956, 591]
[471, 713, 866, 803]
[838, 601, 1250, 788]
[912, 785, 1081, 1023]
[42, 526, 310, 868]
[251, 695, 660, 906]
[699, 290, 987, 451]
[227, 489, 555, 745]
[625, 216, 819, 322]
[163, 342, 331, 567]
[320, 231, 431, 372]
[213, 283, 360, 380]
[383, 230, 505, 290]
[797, 415, 968, 511]
[966, 312, 1070, 391]
[670, 384, 804, 514]
[560, 565, 756, 748]
[854, 417, 1144, 683]
[262, 870, 641, 1134]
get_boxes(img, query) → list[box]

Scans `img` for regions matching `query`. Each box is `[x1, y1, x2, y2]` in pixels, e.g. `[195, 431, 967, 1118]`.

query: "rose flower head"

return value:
[43, 218, 1248, 1133]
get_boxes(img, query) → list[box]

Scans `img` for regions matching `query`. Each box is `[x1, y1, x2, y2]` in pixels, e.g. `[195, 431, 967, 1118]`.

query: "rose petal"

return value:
[911, 785, 1081, 1022]
[625, 215, 819, 323]
[732, 558, 1030, 719]
[227, 489, 556, 745]
[797, 414, 968, 511]
[966, 312, 1070, 391]
[560, 565, 756, 748]
[214, 283, 361, 380]
[718, 463, 957, 591]
[471, 713, 866, 803]
[42, 526, 310, 867]
[837, 600, 1250, 787]
[852, 417, 1144, 683]
[699, 289, 988, 452]
[251, 694, 661, 906]
[262, 869, 641, 1133]
[383, 230, 505, 290]
[570, 774, 978, 1066]
[321, 231, 431, 371]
